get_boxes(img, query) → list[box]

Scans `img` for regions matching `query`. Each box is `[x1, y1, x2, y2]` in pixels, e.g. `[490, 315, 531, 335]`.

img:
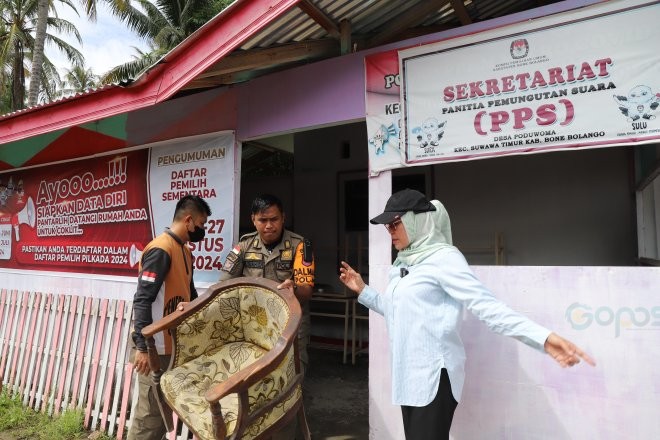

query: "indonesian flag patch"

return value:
[141, 271, 157, 283]
[222, 245, 241, 272]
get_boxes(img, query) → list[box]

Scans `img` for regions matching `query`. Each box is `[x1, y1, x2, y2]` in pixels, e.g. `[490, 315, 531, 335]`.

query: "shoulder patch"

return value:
[222, 245, 241, 272]
[288, 232, 304, 241]
[140, 271, 157, 283]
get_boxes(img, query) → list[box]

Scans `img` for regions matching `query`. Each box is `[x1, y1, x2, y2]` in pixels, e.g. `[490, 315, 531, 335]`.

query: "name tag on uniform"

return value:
[276, 261, 292, 271]
[245, 252, 264, 269]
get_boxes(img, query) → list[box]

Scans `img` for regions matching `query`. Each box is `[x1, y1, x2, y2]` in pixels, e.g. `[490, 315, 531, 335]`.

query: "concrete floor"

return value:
[303, 347, 369, 439]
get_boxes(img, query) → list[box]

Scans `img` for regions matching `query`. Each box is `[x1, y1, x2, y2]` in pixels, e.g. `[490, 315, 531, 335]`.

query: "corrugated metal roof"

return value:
[3, 0, 562, 118]
[240, 0, 559, 49]
[0, 83, 124, 120]
[1, 0, 565, 149]
[183, 0, 561, 92]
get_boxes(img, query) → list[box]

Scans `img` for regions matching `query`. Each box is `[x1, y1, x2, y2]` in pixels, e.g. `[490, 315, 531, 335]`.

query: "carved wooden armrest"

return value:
[141, 277, 299, 339]
[205, 335, 302, 439]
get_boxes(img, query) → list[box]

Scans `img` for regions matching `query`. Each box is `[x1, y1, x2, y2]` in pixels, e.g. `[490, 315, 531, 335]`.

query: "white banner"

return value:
[148, 131, 236, 284]
[400, 0, 660, 164]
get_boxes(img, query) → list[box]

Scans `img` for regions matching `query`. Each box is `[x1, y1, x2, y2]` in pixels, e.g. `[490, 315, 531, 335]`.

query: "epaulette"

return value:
[287, 231, 305, 241]
[238, 231, 259, 242]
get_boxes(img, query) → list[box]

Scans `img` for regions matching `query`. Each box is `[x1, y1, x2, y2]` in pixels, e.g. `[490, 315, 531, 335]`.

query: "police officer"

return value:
[219, 193, 315, 369]
[219, 194, 314, 439]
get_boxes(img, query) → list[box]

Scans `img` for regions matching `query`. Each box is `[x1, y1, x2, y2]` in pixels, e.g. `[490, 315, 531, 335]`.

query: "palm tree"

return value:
[57, 61, 98, 96]
[0, 0, 84, 111]
[30, 44, 70, 103]
[27, 0, 130, 107]
[0, 17, 13, 113]
[101, 0, 233, 83]
[0, 62, 12, 115]
[101, 42, 161, 84]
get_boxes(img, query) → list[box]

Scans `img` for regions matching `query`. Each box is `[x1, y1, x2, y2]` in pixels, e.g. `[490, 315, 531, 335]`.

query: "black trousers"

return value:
[401, 369, 458, 440]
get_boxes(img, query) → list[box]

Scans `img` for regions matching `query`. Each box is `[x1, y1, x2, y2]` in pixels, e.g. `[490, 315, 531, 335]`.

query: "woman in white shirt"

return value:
[339, 188, 595, 440]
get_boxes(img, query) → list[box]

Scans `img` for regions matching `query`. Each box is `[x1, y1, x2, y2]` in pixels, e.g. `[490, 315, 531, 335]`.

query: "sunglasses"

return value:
[384, 217, 402, 233]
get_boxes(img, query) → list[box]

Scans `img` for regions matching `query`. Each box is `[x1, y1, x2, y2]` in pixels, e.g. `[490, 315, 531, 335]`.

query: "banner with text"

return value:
[399, 1, 660, 165]
[0, 131, 235, 283]
[148, 132, 235, 283]
[365, 50, 406, 174]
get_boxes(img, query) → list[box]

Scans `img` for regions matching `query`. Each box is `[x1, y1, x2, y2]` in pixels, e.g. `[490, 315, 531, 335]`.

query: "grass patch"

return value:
[0, 391, 32, 432]
[37, 409, 85, 439]
[0, 390, 114, 439]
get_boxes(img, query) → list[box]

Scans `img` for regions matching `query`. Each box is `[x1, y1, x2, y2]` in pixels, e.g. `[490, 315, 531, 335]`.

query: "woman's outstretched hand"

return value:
[544, 332, 596, 368]
[339, 261, 366, 294]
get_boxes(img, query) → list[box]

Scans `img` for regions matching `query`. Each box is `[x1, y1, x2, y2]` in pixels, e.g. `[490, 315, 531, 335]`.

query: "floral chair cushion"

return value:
[239, 285, 290, 351]
[160, 284, 300, 440]
[171, 289, 245, 368]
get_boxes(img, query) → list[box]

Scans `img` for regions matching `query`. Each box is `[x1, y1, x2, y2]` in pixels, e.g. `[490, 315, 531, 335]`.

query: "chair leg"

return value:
[146, 340, 173, 432]
[297, 404, 311, 440]
[210, 401, 227, 439]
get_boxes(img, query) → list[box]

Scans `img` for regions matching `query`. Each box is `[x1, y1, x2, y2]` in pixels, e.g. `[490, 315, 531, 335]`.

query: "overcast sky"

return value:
[47, 2, 149, 77]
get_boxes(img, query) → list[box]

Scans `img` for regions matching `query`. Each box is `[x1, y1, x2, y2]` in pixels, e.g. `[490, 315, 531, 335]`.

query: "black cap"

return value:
[370, 189, 436, 224]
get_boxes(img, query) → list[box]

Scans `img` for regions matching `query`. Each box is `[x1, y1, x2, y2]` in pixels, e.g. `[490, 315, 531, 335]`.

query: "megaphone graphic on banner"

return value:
[129, 243, 143, 267]
[13, 196, 35, 241]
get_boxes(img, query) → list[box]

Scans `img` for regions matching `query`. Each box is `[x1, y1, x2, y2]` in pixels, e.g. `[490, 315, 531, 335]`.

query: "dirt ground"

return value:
[0, 347, 369, 440]
[304, 347, 369, 439]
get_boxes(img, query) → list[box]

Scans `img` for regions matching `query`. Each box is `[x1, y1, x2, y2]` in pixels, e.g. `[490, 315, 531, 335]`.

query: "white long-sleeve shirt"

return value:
[359, 247, 551, 406]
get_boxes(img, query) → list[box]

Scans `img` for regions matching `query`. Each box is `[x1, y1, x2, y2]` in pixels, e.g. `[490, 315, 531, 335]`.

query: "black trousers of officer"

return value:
[401, 368, 458, 440]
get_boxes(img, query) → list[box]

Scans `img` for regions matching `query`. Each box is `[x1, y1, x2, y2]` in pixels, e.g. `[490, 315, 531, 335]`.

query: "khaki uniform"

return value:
[220, 229, 314, 440]
[219, 229, 314, 367]
[127, 353, 170, 440]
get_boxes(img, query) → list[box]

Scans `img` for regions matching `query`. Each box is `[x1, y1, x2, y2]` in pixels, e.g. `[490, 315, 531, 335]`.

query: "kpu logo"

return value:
[510, 39, 529, 59]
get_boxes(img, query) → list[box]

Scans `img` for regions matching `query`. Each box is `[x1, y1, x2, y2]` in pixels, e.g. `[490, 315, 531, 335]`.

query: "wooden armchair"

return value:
[141, 277, 310, 440]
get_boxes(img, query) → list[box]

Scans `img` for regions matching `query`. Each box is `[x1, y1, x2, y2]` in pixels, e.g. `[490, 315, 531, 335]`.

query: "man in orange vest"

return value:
[128, 194, 211, 440]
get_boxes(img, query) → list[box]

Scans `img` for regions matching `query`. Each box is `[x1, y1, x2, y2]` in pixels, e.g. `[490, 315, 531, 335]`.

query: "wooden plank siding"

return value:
[0, 290, 197, 440]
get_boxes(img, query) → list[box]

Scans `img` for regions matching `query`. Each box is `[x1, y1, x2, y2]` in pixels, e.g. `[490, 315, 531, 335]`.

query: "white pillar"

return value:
[367, 171, 404, 439]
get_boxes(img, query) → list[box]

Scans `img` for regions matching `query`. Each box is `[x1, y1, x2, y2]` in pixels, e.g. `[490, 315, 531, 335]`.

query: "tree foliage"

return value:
[102, 0, 233, 83]
[0, 0, 82, 111]
[1, 0, 234, 110]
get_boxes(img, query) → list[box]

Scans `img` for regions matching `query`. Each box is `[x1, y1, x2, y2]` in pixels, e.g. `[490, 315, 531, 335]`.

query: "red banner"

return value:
[0, 150, 152, 276]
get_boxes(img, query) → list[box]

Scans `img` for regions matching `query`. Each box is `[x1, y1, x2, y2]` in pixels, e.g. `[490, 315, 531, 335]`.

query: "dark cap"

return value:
[370, 189, 436, 224]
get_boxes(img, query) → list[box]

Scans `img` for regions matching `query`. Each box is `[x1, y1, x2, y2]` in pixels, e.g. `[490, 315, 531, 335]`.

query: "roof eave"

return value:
[0, 0, 302, 145]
